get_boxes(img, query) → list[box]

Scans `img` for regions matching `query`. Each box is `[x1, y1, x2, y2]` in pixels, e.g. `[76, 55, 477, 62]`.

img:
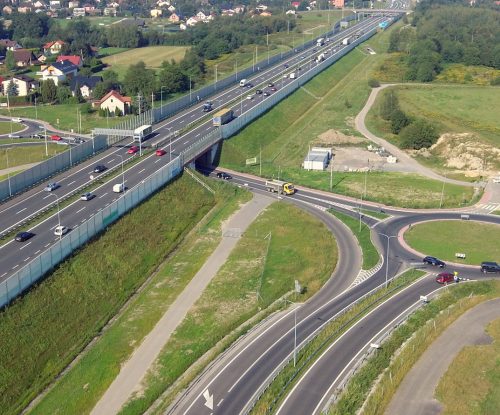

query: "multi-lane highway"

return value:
[0, 15, 392, 284]
[167, 171, 498, 415]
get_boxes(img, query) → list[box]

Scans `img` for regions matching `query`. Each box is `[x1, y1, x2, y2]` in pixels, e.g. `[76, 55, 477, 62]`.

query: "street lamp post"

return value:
[166, 127, 173, 161]
[5, 148, 13, 197]
[378, 232, 398, 288]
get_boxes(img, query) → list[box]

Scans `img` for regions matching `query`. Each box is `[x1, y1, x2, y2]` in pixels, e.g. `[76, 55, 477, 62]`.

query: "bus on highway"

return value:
[133, 124, 152, 142]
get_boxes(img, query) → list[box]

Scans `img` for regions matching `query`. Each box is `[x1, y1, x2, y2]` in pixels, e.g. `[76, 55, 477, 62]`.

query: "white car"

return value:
[246, 94, 253, 100]
[54, 225, 69, 236]
[493, 177, 500, 183]
[11, 117, 23, 123]
[80, 192, 95, 201]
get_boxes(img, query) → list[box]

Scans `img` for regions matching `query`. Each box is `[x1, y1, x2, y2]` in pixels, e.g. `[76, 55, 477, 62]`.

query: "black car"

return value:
[246, 83, 253, 88]
[480, 261, 500, 273]
[15, 231, 35, 242]
[216, 172, 232, 180]
[423, 256, 446, 268]
[255, 89, 263, 95]
[93, 165, 106, 173]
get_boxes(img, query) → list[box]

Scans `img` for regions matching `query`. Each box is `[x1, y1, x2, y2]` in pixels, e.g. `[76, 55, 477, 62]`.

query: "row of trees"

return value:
[387, 0, 500, 81]
[379, 90, 439, 150]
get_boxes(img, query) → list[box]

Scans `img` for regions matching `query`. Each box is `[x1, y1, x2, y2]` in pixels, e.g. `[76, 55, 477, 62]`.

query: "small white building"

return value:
[303, 147, 332, 171]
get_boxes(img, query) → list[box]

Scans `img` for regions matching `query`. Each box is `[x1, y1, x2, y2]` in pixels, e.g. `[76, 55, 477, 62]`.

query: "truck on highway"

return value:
[265, 180, 295, 195]
[133, 124, 152, 142]
[316, 37, 325, 47]
[289, 72, 297, 79]
[239, 79, 248, 87]
[342, 36, 352, 46]
[315, 53, 325, 63]
[213, 108, 234, 126]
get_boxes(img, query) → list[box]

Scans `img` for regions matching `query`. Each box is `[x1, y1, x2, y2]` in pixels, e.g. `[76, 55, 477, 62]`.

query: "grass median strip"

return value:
[250, 269, 425, 415]
[0, 173, 221, 415]
[117, 201, 337, 415]
[328, 209, 379, 270]
[342, 280, 500, 415]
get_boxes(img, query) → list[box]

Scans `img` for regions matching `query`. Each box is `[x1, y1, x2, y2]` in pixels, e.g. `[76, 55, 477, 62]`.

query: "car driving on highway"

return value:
[51, 135, 62, 141]
[480, 261, 500, 273]
[93, 165, 106, 173]
[127, 146, 139, 154]
[436, 272, 455, 284]
[15, 231, 35, 242]
[54, 225, 69, 236]
[423, 256, 446, 268]
[80, 192, 95, 201]
[44, 182, 60, 192]
[155, 149, 166, 156]
[216, 172, 232, 180]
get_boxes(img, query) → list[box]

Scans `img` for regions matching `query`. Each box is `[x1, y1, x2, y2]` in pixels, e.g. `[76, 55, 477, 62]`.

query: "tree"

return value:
[158, 61, 189, 94]
[74, 83, 85, 103]
[390, 110, 410, 134]
[56, 85, 72, 104]
[400, 119, 439, 150]
[5, 50, 16, 70]
[380, 90, 399, 121]
[6, 81, 19, 96]
[123, 61, 156, 98]
[368, 78, 380, 88]
[40, 79, 58, 103]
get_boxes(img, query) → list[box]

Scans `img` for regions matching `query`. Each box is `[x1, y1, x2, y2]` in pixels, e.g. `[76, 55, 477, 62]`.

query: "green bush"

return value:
[400, 119, 439, 149]
[368, 78, 380, 88]
[490, 76, 500, 86]
[390, 109, 411, 134]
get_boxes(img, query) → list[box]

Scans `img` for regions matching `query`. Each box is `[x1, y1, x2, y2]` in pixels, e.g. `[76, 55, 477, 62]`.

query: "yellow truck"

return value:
[265, 180, 295, 195]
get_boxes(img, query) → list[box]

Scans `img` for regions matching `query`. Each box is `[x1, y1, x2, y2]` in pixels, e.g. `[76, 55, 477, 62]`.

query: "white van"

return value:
[239, 79, 248, 87]
[11, 117, 23, 123]
[113, 183, 125, 193]
[289, 73, 296, 79]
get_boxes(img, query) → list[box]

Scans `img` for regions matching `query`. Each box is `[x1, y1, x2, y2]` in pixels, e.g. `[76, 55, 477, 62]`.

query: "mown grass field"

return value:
[357, 280, 500, 415]
[100, 46, 189, 79]
[0, 144, 66, 170]
[404, 221, 500, 265]
[218, 21, 476, 208]
[0, 121, 23, 135]
[436, 316, 500, 415]
[0, 174, 220, 415]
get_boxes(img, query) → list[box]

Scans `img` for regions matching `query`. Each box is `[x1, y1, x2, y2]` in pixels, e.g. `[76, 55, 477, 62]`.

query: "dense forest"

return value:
[388, 0, 500, 81]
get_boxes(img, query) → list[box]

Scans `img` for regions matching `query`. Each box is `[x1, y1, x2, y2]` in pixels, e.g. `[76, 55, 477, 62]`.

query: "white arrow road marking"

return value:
[203, 389, 214, 411]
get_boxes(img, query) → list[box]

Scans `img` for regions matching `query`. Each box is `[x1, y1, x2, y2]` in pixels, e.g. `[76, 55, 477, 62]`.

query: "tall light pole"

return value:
[5, 148, 13, 197]
[378, 232, 397, 288]
[160, 86, 167, 116]
[189, 76, 192, 102]
[43, 125, 48, 157]
[439, 174, 446, 208]
[117, 154, 125, 189]
[166, 127, 173, 161]
[214, 64, 218, 90]
[49, 193, 62, 239]
[34, 95, 38, 120]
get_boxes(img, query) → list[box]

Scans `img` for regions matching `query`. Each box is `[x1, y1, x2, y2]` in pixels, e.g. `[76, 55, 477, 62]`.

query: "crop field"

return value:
[100, 46, 189, 78]
[404, 220, 500, 265]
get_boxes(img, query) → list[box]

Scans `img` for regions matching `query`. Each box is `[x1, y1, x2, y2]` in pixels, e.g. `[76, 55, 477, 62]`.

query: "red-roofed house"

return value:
[96, 90, 131, 115]
[56, 55, 83, 67]
[291, 1, 300, 8]
[43, 40, 66, 55]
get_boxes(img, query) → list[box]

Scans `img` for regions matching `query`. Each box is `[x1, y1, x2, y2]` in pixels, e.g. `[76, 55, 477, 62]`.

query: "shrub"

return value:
[390, 109, 411, 134]
[380, 90, 399, 120]
[368, 78, 380, 88]
[400, 119, 439, 149]
[490, 76, 500, 86]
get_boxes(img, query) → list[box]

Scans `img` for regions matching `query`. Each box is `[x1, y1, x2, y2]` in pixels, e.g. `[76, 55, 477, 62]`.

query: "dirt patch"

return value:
[315, 129, 365, 146]
[426, 133, 500, 178]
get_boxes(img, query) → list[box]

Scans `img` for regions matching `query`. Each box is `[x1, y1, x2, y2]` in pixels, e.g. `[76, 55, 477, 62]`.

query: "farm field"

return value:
[100, 46, 189, 79]
[404, 220, 500, 265]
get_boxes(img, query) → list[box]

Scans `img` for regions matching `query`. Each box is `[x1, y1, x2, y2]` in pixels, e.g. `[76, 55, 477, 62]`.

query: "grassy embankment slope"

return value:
[219, 21, 475, 208]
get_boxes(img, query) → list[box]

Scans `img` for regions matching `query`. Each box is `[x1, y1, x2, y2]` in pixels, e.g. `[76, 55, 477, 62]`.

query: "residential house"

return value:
[68, 0, 79, 7]
[13, 49, 38, 67]
[186, 17, 198, 26]
[108, 1, 119, 8]
[234, 5, 245, 13]
[49, 0, 61, 10]
[256, 4, 268, 11]
[150, 8, 162, 17]
[40, 60, 78, 85]
[169, 12, 180, 22]
[56, 55, 83, 67]
[18, 5, 33, 13]
[96, 90, 131, 115]
[332, 0, 344, 7]
[167, 5, 175, 12]
[286, 9, 296, 15]
[260, 11, 272, 16]
[43, 40, 65, 54]
[0, 39, 22, 51]
[222, 9, 235, 16]
[2, 5, 13, 14]
[83, 3, 95, 12]
[36, 53, 47, 63]
[2, 75, 38, 97]
[157, 0, 170, 6]
[73, 7, 85, 16]
[69, 75, 102, 98]
[291, 1, 300, 8]
[179, 23, 187, 30]
[196, 11, 207, 20]
[103, 7, 117, 16]
[33, 0, 47, 8]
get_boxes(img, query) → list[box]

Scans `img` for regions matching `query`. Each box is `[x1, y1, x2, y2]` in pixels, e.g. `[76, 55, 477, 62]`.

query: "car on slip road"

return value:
[436, 272, 455, 284]
[423, 256, 446, 268]
[216, 172, 232, 180]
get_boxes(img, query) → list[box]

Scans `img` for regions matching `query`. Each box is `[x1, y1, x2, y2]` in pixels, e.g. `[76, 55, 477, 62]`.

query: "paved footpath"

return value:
[91, 192, 274, 415]
[385, 297, 500, 415]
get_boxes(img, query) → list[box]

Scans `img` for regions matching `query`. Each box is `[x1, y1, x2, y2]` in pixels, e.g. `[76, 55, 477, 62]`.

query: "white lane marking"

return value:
[16, 207, 27, 214]
[107, 158, 115, 163]
[0, 272, 7, 278]
[195, 133, 200, 137]
[155, 159, 161, 163]
[19, 242, 32, 250]
[138, 168, 146, 174]
[12, 264, 19, 269]
[184, 141, 189, 145]
[99, 192, 108, 198]
[191, 113, 196, 118]
[43, 194, 52, 200]
[24, 257, 30, 262]
[217, 398, 224, 407]
[67, 180, 76, 186]
[76, 207, 86, 214]
[34, 250, 41, 255]
[44, 243, 51, 248]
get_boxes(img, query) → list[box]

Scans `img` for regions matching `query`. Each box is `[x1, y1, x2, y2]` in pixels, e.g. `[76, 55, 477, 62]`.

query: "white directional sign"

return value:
[203, 389, 214, 411]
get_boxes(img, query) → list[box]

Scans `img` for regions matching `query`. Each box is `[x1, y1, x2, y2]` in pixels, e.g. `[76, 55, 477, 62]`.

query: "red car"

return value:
[155, 149, 166, 156]
[436, 272, 455, 284]
[51, 135, 62, 141]
[127, 146, 139, 154]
